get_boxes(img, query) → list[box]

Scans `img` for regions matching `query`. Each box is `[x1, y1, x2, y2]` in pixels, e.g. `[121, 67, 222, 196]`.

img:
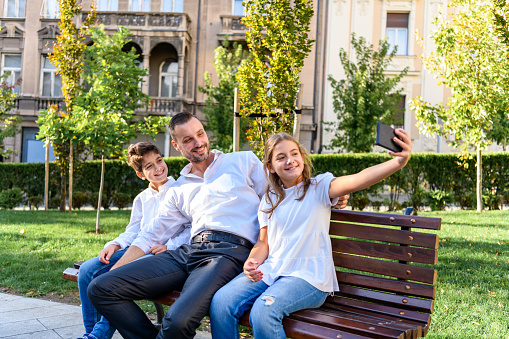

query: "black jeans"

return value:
[87, 242, 250, 339]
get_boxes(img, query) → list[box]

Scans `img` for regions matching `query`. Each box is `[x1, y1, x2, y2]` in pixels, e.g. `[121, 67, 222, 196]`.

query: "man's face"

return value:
[171, 117, 211, 163]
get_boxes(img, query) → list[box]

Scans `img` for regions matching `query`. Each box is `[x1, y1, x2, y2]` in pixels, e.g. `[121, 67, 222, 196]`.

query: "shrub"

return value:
[49, 196, 61, 209]
[89, 192, 109, 210]
[455, 192, 476, 210]
[112, 192, 131, 210]
[27, 195, 43, 210]
[350, 194, 370, 211]
[482, 191, 502, 210]
[427, 190, 453, 211]
[371, 200, 382, 211]
[0, 187, 23, 209]
[73, 191, 89, 210]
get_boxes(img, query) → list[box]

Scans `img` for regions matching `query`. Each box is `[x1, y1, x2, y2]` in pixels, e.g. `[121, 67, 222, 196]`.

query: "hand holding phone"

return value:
[376, 122, 403, 153]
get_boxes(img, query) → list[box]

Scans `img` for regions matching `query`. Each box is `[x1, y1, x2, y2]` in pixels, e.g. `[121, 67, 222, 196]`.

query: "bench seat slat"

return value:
[337, 285, 433, 313]
[62, 268, 79, 282]
[332, 238, 438, 264]
[290, 309, 406, 339]
[331, 210, 441, 231]
[333, 252, 437, 285]
[336, 271, 436, 299]
[305, 308, 420, 338]
[148, 291, 181, 306]
[239, 311, 371, 339]
[321, 302, 427, 338]
[328, 296, 432, 324]
[330, 223, 439, 249]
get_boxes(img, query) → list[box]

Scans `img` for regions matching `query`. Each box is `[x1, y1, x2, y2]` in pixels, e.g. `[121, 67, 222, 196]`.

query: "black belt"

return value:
[191, 230, 254, 250]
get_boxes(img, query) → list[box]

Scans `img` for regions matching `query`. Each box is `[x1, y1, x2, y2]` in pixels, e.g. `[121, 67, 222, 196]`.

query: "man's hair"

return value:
[127, 142, 161, 172]
[169, 112, 195, 140]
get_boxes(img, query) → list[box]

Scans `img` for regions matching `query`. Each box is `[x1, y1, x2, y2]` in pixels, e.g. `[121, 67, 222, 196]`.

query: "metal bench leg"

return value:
[152, 302, 165, 330]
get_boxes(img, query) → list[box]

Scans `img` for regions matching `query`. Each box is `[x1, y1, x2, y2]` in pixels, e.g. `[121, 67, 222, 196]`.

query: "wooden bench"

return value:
[63, 208, 441, 339]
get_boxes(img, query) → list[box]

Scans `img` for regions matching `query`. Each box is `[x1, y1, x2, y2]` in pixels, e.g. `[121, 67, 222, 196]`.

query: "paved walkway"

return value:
[0, 293, 211, 339]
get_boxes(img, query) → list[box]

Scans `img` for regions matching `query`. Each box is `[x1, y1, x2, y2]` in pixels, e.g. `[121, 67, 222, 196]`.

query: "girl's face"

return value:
[268, 139, 305, 188]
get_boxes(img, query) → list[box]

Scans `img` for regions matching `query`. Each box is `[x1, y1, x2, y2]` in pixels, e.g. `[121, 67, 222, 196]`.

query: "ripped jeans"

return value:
[210, 273, 327, 339]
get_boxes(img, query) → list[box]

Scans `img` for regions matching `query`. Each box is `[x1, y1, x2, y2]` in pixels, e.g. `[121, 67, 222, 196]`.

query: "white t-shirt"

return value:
[257, 173, 339, 293]
[104, 177, 191, 252]
[132, 150, 267, 253]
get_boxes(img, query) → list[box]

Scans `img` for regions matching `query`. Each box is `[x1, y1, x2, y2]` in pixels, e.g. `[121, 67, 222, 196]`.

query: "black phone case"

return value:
[376, 122, 403, 153]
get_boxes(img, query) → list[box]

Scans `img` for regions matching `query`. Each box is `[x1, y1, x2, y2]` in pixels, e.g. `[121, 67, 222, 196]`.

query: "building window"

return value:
[98, 0, 118, 11]
[130, 0, 150, 12]
[41, 56, 62, 97]
[22, 127, 56, 163]
[1, 54, 22, 95]
[233, 0, 245, 15]
[386, 13, 409, 56]
[160, 60, 178, 98]
[40, 0, 58, 18]
[4, 0, 25, 18]
[162, 0, 183, 12]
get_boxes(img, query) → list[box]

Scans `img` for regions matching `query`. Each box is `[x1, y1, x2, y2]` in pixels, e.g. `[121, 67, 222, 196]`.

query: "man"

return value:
[88, 112, 348, 339]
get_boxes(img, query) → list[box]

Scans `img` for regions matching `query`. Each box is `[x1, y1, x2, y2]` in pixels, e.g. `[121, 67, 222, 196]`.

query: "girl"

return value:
[210, 130, 412, 339]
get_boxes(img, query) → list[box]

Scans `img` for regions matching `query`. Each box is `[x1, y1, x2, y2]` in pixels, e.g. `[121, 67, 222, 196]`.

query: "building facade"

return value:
[0, 0, 500, 163]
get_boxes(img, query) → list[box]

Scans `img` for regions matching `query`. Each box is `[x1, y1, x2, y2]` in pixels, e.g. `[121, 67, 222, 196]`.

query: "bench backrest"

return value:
[327, 209, 441, 336]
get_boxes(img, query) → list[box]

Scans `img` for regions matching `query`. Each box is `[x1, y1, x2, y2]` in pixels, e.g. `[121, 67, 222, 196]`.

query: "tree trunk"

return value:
[476, 148, 483, 212]
[60, 174, 66, 213]
[69, 141, 73, 212]
[44, 139, 49, 212]
[96, 155, 105, 233]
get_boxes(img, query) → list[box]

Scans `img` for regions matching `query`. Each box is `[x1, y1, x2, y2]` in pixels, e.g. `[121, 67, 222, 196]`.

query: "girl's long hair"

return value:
[263, 132, 313, 218]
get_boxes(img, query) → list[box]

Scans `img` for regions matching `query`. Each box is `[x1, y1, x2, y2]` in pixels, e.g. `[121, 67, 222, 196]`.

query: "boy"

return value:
[77, 142, 190, 339]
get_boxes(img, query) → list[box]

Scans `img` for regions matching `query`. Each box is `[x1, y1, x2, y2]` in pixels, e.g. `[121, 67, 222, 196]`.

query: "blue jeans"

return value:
[210, 273, 328, 339]
[78, 248, 127, 339]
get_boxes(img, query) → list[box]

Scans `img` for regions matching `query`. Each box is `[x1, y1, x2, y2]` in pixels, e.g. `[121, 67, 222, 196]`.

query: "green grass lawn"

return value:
[0, 209, 508, 338]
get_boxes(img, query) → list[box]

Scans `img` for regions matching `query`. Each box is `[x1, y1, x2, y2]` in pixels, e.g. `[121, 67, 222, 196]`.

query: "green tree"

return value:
[326, 34, 408, 153]
[0, 73, 22, 158]
[411, 0, 509, 212]
[237, 0, 314, 157]
[45, 0, 96, 212]
[199, 37, 250, 152]
[73, 26, 170, 233]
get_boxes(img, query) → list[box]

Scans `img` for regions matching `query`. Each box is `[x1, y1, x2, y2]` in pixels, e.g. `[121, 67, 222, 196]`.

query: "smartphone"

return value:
[376, 122, 403, 153]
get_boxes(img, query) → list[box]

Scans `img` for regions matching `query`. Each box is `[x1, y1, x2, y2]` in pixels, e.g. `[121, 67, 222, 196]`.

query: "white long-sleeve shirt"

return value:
[132, 151, 267, 253]
[104, 177, 191, 252]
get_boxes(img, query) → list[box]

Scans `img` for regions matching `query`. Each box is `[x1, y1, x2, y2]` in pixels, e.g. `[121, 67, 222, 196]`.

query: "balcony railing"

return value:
[14, 97, 181, 116]
[219, 15, 247, 40]
[83, 12, 191, 31]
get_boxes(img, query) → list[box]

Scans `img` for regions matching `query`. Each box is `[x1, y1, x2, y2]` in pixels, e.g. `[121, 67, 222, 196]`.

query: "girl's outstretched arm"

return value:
[329, 128, 412, 199]
[243, 226, 269, 282]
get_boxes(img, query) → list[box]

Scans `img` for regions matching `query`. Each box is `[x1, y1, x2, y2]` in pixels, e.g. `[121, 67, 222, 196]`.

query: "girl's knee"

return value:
[249, 296, 282, 327]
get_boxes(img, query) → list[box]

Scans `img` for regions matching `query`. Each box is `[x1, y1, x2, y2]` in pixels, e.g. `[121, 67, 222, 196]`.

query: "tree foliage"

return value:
[326, 34, 408, 153]
[411, 0, 509, 211]
[72, 26, 170, 232]
[237, 0, 314, 157]
[199, 37, 250, 152]
[0, 73, 22, 158]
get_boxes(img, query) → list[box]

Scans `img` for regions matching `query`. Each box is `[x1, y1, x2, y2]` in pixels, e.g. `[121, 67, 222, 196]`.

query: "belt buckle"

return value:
[200, 231, 212, 242]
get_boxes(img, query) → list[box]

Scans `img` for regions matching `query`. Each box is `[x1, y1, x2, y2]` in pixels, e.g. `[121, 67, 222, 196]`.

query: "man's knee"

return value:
[160, 309, 196, 337]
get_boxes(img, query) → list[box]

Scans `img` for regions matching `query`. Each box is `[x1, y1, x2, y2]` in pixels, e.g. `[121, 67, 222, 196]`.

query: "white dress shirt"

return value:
[104, 177, 191, 252]
[132, 150, 267, 253]
[257, 173, 340, 292]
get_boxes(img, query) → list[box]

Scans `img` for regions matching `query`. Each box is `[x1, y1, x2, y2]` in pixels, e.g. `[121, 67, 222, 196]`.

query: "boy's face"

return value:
[136, 152, 169, 188]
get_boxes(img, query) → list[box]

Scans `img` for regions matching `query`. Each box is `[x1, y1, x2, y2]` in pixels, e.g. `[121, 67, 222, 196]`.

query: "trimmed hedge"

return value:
[0, 152, 508, 209]
[0, 157, 189, 207]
